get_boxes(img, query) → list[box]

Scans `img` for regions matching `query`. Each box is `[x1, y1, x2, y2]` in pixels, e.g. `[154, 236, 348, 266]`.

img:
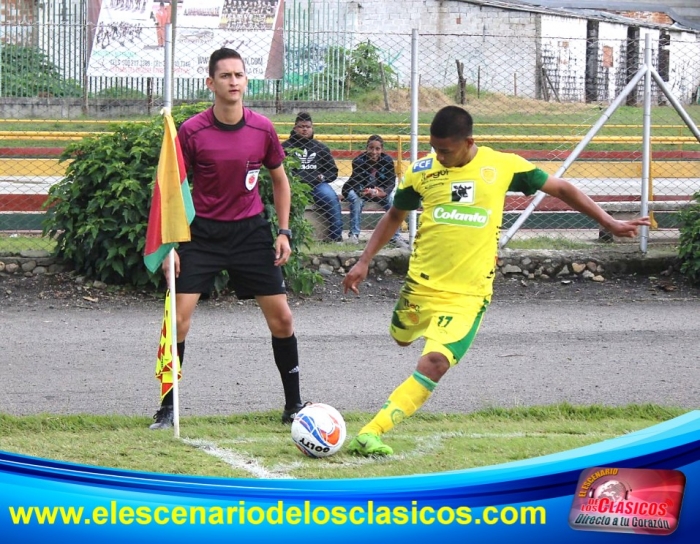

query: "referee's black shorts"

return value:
[175, 214, 286, 299]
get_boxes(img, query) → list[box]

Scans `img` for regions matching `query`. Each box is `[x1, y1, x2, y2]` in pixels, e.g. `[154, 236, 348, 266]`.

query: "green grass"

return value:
[299, 236, 594, 254]
[0, 235, 56, 253]
[301, 240, 365, 254]
[0, 118, 150, 131]
[0, 404, 688, 480]
[4, 101, 698, 152]
[0, 234, 642, 255]
[506, 236, 594, 250]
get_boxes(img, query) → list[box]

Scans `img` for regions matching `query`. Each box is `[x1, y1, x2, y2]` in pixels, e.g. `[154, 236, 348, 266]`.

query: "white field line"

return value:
[182, 437, 295, 480]
[184, 431, 614, 477]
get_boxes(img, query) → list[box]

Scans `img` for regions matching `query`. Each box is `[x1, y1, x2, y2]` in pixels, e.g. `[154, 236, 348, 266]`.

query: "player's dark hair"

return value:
[430, 106, 473, 139]
[209, 47, 246, 78]
[295, 112, 313, 124]
[367, 134, 384, 148]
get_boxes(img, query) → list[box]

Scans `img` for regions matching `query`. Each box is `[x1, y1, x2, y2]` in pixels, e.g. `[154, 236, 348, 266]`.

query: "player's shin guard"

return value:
[360, 371, 437, 436]
[272, 334, 302, 410]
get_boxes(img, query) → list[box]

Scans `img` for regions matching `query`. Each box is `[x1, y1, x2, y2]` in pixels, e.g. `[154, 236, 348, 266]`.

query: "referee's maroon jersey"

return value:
[178, 107, 286, 221]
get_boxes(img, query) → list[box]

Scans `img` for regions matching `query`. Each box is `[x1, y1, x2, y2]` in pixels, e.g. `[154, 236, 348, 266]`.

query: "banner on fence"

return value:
[87, 0, 284, 79]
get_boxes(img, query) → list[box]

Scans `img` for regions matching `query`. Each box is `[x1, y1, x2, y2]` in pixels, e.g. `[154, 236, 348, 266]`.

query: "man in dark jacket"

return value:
[282, 112, 343, 242]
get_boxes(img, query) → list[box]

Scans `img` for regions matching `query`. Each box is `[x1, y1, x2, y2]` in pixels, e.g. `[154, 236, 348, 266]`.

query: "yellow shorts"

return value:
[390, 283, 490, 366]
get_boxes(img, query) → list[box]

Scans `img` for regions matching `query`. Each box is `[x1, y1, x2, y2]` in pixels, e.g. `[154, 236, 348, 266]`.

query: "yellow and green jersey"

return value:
[393, 146, 548, 296]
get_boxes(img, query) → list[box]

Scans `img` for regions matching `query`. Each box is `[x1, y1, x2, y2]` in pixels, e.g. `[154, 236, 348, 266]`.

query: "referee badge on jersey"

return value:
[481, 166, 497, 184]
[245, 169, 260, 191]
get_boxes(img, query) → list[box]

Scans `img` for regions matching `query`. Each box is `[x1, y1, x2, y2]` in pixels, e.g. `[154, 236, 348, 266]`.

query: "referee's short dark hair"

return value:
[209, 47, 245, 78]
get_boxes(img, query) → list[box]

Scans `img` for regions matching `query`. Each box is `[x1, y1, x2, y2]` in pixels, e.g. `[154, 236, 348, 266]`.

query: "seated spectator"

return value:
[342, 135, 408, 247]
[282, 112, 343, 242]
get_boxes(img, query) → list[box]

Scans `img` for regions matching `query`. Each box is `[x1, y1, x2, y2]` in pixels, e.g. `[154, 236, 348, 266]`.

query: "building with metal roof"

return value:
[510, 1, 700, 31]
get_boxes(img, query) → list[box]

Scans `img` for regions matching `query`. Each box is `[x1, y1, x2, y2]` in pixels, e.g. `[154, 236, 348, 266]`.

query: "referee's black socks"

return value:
[272, 334, 302, 409]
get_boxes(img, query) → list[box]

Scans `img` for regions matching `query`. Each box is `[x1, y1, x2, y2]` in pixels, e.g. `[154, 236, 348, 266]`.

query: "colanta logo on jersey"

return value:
[412, 158, 433, 172]
[451, 181, 475, 203]
[433, 205, 489, 227]
[295, 149, 318, 170]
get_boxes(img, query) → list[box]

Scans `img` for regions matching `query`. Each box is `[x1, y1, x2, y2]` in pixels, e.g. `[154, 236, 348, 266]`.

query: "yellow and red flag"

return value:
[144, 112, 195, 273]
[155, 290, 181, 402]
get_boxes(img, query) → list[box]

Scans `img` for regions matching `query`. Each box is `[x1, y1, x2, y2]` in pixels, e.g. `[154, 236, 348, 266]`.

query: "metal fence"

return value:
[0, 0, 352, 108]
[2, 1, 700, 252]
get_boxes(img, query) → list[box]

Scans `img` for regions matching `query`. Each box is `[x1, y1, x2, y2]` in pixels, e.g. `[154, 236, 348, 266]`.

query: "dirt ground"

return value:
[2, 266, 699, 309]
[3, 266, 699, 417]
[365, 87, 597, 116]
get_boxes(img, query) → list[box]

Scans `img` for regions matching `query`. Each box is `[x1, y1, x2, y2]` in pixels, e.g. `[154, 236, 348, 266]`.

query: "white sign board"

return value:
[87, 0, 284, 80]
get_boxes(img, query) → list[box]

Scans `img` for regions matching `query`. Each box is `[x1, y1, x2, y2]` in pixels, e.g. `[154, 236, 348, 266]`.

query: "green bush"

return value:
[42, 103, 322, 294]
[285, 41, 397, 101]
[1, 44, 82, 98]
[678, 191, 700, 285]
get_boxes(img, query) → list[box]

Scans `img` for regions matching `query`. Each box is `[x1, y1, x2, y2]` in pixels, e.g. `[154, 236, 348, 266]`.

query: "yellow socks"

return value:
[360, 371, 437, 436]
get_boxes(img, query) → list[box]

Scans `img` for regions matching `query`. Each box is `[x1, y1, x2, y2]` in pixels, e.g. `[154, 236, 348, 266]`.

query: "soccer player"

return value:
[342, 106, 650, 456]
[150, 48, 305, 429]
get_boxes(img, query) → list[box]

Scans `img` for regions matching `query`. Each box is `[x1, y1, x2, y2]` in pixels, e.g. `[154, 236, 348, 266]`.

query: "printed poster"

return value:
[87, 0, 284, 79]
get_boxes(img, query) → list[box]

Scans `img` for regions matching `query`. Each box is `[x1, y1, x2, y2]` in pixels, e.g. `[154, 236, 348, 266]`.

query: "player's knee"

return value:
[417, 352, 450, 382]
[268, 308, 294, 336]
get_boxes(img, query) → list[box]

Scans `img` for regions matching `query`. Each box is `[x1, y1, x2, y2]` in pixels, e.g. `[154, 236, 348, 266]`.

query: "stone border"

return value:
[0, 250, 68, 276]
[0, 247, 680, 283]
[303, 246, 680, 282]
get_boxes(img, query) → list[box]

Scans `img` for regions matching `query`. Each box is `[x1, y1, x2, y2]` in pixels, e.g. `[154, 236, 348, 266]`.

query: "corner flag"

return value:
[155, 289, 181, 402]
[144, 113, 195, 273]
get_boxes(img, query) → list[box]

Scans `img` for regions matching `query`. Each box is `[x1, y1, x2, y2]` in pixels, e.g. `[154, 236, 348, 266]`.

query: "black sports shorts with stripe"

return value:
[175, 214, 286, 299]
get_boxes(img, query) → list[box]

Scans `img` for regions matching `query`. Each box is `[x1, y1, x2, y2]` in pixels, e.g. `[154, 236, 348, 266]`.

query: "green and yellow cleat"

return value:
[347, 433, 394, 456]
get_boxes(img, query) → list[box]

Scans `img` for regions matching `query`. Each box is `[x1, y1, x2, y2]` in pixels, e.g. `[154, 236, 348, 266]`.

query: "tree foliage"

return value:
[42, 103, 321, 294]
[290, 41, 397, 101]
[344, 41, 398, 97]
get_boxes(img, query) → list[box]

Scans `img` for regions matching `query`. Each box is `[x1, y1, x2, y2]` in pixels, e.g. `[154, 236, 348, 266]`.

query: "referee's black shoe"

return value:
[281, 402, 312, 424]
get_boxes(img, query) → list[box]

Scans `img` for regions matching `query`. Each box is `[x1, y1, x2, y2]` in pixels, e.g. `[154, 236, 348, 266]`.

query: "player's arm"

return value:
[269, 164, 292, 265]
[541, 176, 650, 237]
[343, 173, 419, 295]
[342, 206, 408, 295]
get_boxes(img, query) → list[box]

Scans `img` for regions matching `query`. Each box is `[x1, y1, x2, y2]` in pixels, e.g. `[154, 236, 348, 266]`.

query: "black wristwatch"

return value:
[278, 228, 293, 241]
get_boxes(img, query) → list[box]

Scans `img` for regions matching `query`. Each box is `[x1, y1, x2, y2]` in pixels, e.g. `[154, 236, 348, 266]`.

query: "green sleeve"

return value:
[393, 185, 422, 211]
[508, 167, 549, 196]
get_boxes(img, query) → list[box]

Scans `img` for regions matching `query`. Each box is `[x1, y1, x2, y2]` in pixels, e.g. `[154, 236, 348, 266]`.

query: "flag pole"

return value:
[167, 252, 180, 438]
[163, 22, 180, 438]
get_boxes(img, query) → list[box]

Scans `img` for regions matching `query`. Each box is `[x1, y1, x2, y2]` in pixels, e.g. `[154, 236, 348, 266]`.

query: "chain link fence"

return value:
[2, 0, 700, 253]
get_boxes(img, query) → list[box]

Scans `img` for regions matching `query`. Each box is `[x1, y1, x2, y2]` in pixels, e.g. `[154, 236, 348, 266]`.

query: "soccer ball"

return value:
[291, 403, 346, 458]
